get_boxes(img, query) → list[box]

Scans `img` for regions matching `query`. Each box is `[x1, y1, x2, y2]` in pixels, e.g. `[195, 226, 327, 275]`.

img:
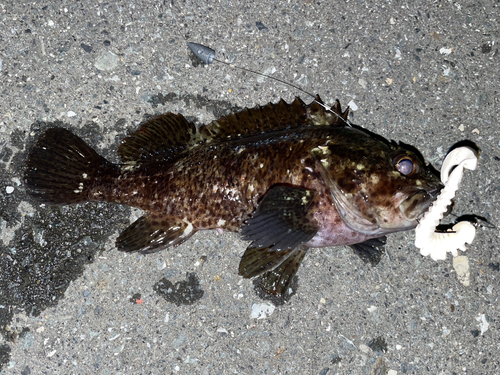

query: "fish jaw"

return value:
[398, 185, 443, 223]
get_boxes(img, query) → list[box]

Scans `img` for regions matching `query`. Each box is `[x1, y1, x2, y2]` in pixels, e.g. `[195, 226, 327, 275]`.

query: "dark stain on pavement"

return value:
[154, 272, 204, 306]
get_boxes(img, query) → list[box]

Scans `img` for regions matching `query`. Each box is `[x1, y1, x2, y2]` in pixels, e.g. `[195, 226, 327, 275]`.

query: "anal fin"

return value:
[116, 215, 195, 254]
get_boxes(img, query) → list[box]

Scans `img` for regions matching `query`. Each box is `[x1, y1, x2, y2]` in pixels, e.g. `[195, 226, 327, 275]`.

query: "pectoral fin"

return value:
[116, 215, 195, 254]
[241, 185, 318, 251]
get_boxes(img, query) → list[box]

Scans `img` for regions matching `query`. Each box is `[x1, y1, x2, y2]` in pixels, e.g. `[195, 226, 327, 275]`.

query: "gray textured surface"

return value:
[1, 1, 499, 374]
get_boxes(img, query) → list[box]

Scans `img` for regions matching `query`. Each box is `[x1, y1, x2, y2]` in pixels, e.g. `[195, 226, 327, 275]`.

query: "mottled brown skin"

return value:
[95, 126, 334, 230]
[91, 117, 440, 248]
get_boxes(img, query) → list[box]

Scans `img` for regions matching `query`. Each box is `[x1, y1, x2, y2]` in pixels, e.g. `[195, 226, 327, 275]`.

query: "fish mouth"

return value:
[400, 185, 444, 221]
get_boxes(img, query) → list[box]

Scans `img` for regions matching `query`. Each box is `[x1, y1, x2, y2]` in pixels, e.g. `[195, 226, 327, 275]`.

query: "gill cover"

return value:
[314, 158, 383, 235]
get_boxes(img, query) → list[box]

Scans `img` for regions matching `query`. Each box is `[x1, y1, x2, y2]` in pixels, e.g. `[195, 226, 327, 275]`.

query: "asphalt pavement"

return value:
[0, 1, 499, 374]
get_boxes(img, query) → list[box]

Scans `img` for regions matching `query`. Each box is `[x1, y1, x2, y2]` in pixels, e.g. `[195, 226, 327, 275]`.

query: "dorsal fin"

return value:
[117, 97, 349, 164]
[199, 96, 349, 143]
[118, 113, 198, 163]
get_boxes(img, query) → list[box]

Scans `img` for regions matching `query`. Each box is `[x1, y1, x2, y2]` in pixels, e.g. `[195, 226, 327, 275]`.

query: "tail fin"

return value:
[24, 127, 112, 205]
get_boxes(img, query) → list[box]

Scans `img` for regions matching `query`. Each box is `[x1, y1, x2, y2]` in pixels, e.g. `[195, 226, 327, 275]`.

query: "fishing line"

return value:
[187, 42, 353, 127]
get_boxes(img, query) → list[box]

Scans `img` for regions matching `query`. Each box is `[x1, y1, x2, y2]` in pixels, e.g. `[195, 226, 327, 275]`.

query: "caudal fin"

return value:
[24, 127, 112, 205]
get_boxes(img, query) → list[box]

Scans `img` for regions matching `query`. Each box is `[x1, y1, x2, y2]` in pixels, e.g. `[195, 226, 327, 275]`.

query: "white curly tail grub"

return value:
[415, 146, 479, 261]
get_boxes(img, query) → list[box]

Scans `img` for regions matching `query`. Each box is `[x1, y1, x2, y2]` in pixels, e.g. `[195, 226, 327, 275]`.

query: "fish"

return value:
[24, 96, 443, 296]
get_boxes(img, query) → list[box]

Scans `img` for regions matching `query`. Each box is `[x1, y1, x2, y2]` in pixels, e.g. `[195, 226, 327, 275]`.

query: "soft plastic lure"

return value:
[415, 147, 479, 261]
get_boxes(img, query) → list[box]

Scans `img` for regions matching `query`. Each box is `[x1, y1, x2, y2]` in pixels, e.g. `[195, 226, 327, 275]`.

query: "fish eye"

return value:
[394, 156, 418, 176]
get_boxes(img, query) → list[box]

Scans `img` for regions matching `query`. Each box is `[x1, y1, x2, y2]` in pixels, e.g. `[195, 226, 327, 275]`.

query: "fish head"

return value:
[315, 129, 444, 236]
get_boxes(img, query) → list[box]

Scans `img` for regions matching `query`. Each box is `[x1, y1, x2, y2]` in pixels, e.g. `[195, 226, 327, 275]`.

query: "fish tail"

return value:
[24, 127, 114, 205]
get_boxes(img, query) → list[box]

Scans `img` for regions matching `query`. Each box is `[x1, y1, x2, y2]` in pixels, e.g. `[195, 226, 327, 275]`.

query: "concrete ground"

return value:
[1, 1, 499, 374]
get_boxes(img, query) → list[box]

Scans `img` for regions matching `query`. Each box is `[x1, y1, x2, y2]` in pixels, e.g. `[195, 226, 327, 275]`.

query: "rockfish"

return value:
[24, 97, 443, 296]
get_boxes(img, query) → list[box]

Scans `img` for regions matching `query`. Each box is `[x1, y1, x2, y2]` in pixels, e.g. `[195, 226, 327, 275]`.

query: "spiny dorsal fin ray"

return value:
[118, 113, 198, 164]
[199, 96, 349, 143]
[332, 99, 350, 121]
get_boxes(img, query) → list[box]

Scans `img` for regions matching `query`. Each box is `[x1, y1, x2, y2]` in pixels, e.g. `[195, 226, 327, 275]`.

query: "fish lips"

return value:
[400, 184, 444, 221]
